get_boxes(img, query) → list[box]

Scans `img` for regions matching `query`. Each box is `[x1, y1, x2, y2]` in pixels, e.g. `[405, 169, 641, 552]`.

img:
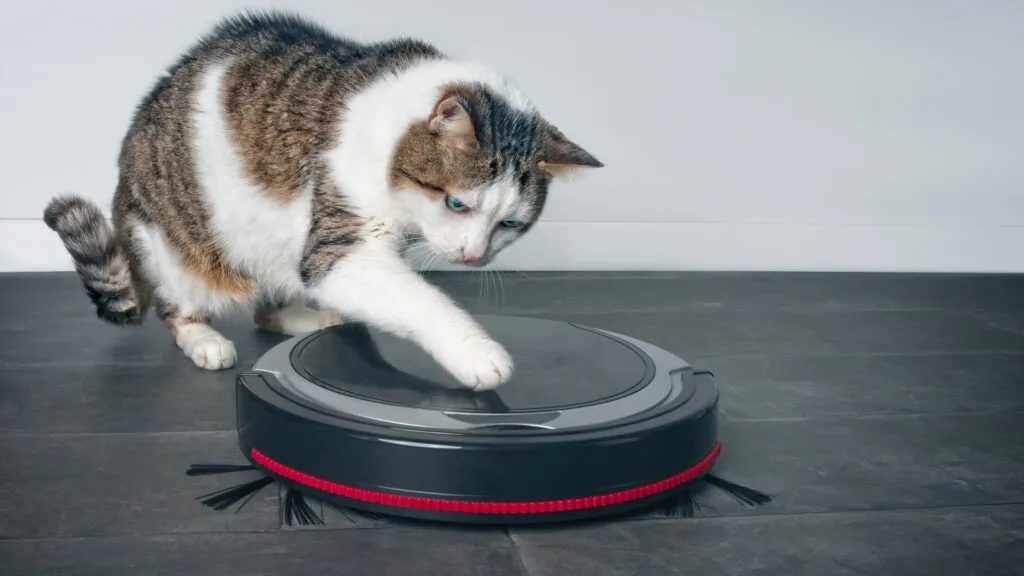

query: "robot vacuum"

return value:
[229, 314, 722, 524]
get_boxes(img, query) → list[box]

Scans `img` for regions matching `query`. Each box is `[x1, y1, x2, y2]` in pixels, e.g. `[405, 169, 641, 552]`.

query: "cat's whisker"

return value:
[514, 268, 536, 281]
[489, 269, 498, 309]
[419, 249, 436, 273]
[488, 269, 497, 310]
[495, 268, 507, 311]
[405, 242, 440, 274]
[492, 269, 501, 310]
[483, 269, 492, 309]
[501, 262, 535, 281]
[476, 267, 486, 303]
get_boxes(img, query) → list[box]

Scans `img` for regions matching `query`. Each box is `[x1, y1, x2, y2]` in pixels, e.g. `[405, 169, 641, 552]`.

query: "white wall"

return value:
[2, 0, 1022, 273]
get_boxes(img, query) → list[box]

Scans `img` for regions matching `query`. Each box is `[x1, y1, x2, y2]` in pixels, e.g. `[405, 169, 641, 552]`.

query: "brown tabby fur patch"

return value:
[114, 54, 257, 297]
[217, 25, 446, 205]
[221, 47, 345, 202]
[390, 86, 494, 199]
[110, 13, 445, 295]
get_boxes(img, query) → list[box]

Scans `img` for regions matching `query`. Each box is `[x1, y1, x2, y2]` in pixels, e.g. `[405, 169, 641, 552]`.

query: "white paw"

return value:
[176, 325, 237, 371]
[446, 338, 514, 391]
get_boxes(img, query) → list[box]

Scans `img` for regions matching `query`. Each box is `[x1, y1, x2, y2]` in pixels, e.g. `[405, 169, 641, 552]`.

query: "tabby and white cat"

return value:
[43, 11, 601, 390]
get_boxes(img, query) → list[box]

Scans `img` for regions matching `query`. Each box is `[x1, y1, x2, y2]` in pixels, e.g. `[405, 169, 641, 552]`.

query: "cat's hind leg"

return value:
[253, 297, 344, 336]
[129, 223, 245, 371]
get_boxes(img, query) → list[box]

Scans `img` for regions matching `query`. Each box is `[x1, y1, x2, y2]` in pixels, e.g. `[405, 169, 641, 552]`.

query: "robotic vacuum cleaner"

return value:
[235, 314, 721, 524]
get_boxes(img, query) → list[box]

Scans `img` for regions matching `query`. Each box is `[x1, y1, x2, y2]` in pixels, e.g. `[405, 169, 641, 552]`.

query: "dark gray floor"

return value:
[1, 271, 1023, 575]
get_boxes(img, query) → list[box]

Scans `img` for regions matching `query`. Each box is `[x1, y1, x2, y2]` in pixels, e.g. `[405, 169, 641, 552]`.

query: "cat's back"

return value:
[123, 11, 444, 182]
[190, 10, 364, 57]
[133, 13, 439, 114]
[119, 10, 444, 207]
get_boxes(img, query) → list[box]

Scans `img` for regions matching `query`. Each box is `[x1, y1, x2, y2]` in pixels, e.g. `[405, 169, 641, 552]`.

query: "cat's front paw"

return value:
[446, 338, 514, 391]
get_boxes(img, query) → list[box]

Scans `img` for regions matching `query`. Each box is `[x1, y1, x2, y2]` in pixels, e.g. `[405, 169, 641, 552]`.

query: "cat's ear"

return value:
[429, 95, 479, 151]
[538, 125, 603, 177]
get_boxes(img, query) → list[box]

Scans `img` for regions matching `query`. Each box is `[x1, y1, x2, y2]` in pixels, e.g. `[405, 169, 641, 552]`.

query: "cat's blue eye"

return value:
[445, 195, 469, 212]
[500, 219, 524, 228]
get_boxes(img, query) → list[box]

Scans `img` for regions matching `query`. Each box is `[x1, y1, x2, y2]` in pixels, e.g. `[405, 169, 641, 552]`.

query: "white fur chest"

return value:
[191, 62, 311, 300]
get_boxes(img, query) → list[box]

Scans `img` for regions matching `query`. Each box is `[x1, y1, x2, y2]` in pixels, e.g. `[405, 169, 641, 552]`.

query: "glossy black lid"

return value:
[288, 315, 655, 413]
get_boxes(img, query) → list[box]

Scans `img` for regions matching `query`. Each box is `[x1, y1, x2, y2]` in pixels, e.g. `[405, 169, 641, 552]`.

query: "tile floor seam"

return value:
[0, 430, 234, 439]
[502, 527, 538, 576]
[5, 408, 1024, 437]
[0, 524, 469, 544]
[719, 408, 1024, 423]
[4, 502, 1022, 545]
[504, 502, 1024, 543]
[696, 350, 1024, 360]
[460, 306, 1024, 315]
[635, 500, 1024, 523]
[966, 310, 1024, 336]
[4, 350, 1024, 371]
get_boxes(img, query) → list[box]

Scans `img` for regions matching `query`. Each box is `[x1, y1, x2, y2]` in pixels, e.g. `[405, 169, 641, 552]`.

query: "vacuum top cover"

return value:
[253, 315, 690, 433]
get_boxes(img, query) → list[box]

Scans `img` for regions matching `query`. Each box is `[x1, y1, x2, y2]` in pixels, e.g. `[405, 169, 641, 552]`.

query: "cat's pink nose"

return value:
[462, 249, 481, 263]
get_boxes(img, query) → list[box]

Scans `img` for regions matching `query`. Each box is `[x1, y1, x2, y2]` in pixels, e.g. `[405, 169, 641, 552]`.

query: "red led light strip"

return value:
[250, 441, 721, 515]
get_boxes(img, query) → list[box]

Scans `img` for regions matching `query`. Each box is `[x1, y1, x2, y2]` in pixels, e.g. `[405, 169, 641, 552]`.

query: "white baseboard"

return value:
[3, 218, 1022, 273]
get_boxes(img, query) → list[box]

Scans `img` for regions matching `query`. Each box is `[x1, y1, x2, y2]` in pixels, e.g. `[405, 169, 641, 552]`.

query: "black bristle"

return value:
[352, 508, 384, 521]
[186, 463, 257, 476]
[283, 488, 324, 526]
[650, 489, 700, 518]
[231, 481, 267, 514]
[702, 474, 773, 506]
[197, 476, 275, 511]
[325, 501, 384, 522]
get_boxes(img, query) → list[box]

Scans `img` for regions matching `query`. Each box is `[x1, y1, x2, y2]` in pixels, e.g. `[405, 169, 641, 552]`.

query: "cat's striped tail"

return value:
[43, 194, 143, 326]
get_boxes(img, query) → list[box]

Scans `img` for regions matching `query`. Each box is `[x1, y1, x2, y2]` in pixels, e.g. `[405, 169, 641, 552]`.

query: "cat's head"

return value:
[389, 83, 601, 267]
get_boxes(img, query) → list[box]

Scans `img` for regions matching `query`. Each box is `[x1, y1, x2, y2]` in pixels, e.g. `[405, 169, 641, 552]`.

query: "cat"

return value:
[42, 11, 602, 391]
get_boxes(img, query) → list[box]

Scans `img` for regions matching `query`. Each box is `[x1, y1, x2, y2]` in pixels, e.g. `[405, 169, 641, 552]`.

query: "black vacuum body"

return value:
[236, 314, 720, 524]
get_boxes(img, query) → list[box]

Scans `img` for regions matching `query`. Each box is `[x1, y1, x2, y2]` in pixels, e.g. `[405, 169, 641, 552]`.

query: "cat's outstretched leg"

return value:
[306, 241, 513, 390]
